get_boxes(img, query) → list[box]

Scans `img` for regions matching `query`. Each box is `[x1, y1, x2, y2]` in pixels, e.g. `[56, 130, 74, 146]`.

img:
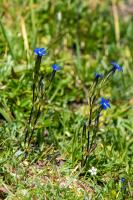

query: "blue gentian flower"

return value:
[34, 48, 47, 57]
[121, 177, 125, 183]
[111, 62, 122, 71]
[100, 98, 110, 110]
[52, 64, 61, 71]
[95, 73, 103, 79]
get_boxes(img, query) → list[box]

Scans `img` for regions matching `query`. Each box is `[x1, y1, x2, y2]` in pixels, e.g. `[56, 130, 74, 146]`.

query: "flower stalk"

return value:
[81, 61, 122, 168]
[24, 48, 61, 149]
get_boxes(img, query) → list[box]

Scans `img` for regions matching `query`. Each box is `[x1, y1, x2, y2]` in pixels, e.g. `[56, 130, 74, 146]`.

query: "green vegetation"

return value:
[0, 0, 133, 199]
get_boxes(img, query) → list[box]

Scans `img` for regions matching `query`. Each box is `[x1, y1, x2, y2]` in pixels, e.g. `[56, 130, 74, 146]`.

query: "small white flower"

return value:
[89, 166, 97, 175]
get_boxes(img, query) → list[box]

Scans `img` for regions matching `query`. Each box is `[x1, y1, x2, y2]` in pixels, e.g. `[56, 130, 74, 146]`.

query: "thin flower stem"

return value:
[90, 109, 101, 149]
[33, 56, 42, 102]
[87, 95, 96, 148]
[47, 70, 56, 89]
[100, 69, 114, 88]
[27, 70, 57, 147]
[28, 105, 41, 147]
[81, 121, 86, 167]
[83, 80, 99, 166]
[82, 64, 122, 168]
[87, 130, 90, 152]
[24, 55, 42, 145]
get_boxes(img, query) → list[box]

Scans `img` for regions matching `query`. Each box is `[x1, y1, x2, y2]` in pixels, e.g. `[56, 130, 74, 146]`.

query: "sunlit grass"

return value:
[0, 0, 133, 199]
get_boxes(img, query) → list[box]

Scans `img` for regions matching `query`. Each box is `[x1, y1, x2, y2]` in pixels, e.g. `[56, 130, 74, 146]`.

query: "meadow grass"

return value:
[0, 0, 133, 199]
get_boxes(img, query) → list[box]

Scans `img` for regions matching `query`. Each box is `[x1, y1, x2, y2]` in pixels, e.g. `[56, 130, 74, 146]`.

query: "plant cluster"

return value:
[24, 48, 61, 150]
[23, 47, 123, 170]
[76, 61, 122, 168]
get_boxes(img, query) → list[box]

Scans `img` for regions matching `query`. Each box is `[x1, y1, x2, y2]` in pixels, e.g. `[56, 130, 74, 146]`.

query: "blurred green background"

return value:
[0, 0, 133, 199]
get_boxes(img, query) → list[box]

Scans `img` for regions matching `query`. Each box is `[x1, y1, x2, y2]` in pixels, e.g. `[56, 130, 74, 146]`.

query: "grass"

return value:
[0, 0, 133, 199]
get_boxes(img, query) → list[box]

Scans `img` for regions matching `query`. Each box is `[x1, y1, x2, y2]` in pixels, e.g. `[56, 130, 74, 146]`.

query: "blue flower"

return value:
[100, 98, 110, 110]
[121, 177, 125, 183]
[111, 62, 122, 71]
[34, 48, 47, 57]
[95, 73, 103, 79]
[52, 64, 61, 71]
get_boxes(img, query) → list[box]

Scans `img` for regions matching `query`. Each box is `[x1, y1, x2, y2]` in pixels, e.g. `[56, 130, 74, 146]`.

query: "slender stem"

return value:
[48, 70, 56, 87]
[24, 55, 42, 145]
[81, 121, 86, 167]
[87, 95, 96, 148]
[27, 70, 56, 146]
[100, 69, 114, 88]
[33, 56, 42, 102]
[90, 109, 101, 149]
[28, 105, 41, 146]
[87, 130, 90, 152]
[83, 81, 98, 166]
[82, 68, 117, 167]
[27, 71, 56, 146]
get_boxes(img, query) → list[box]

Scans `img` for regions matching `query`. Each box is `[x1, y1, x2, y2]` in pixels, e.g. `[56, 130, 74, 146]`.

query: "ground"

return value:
[0, 0, 133, 199]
